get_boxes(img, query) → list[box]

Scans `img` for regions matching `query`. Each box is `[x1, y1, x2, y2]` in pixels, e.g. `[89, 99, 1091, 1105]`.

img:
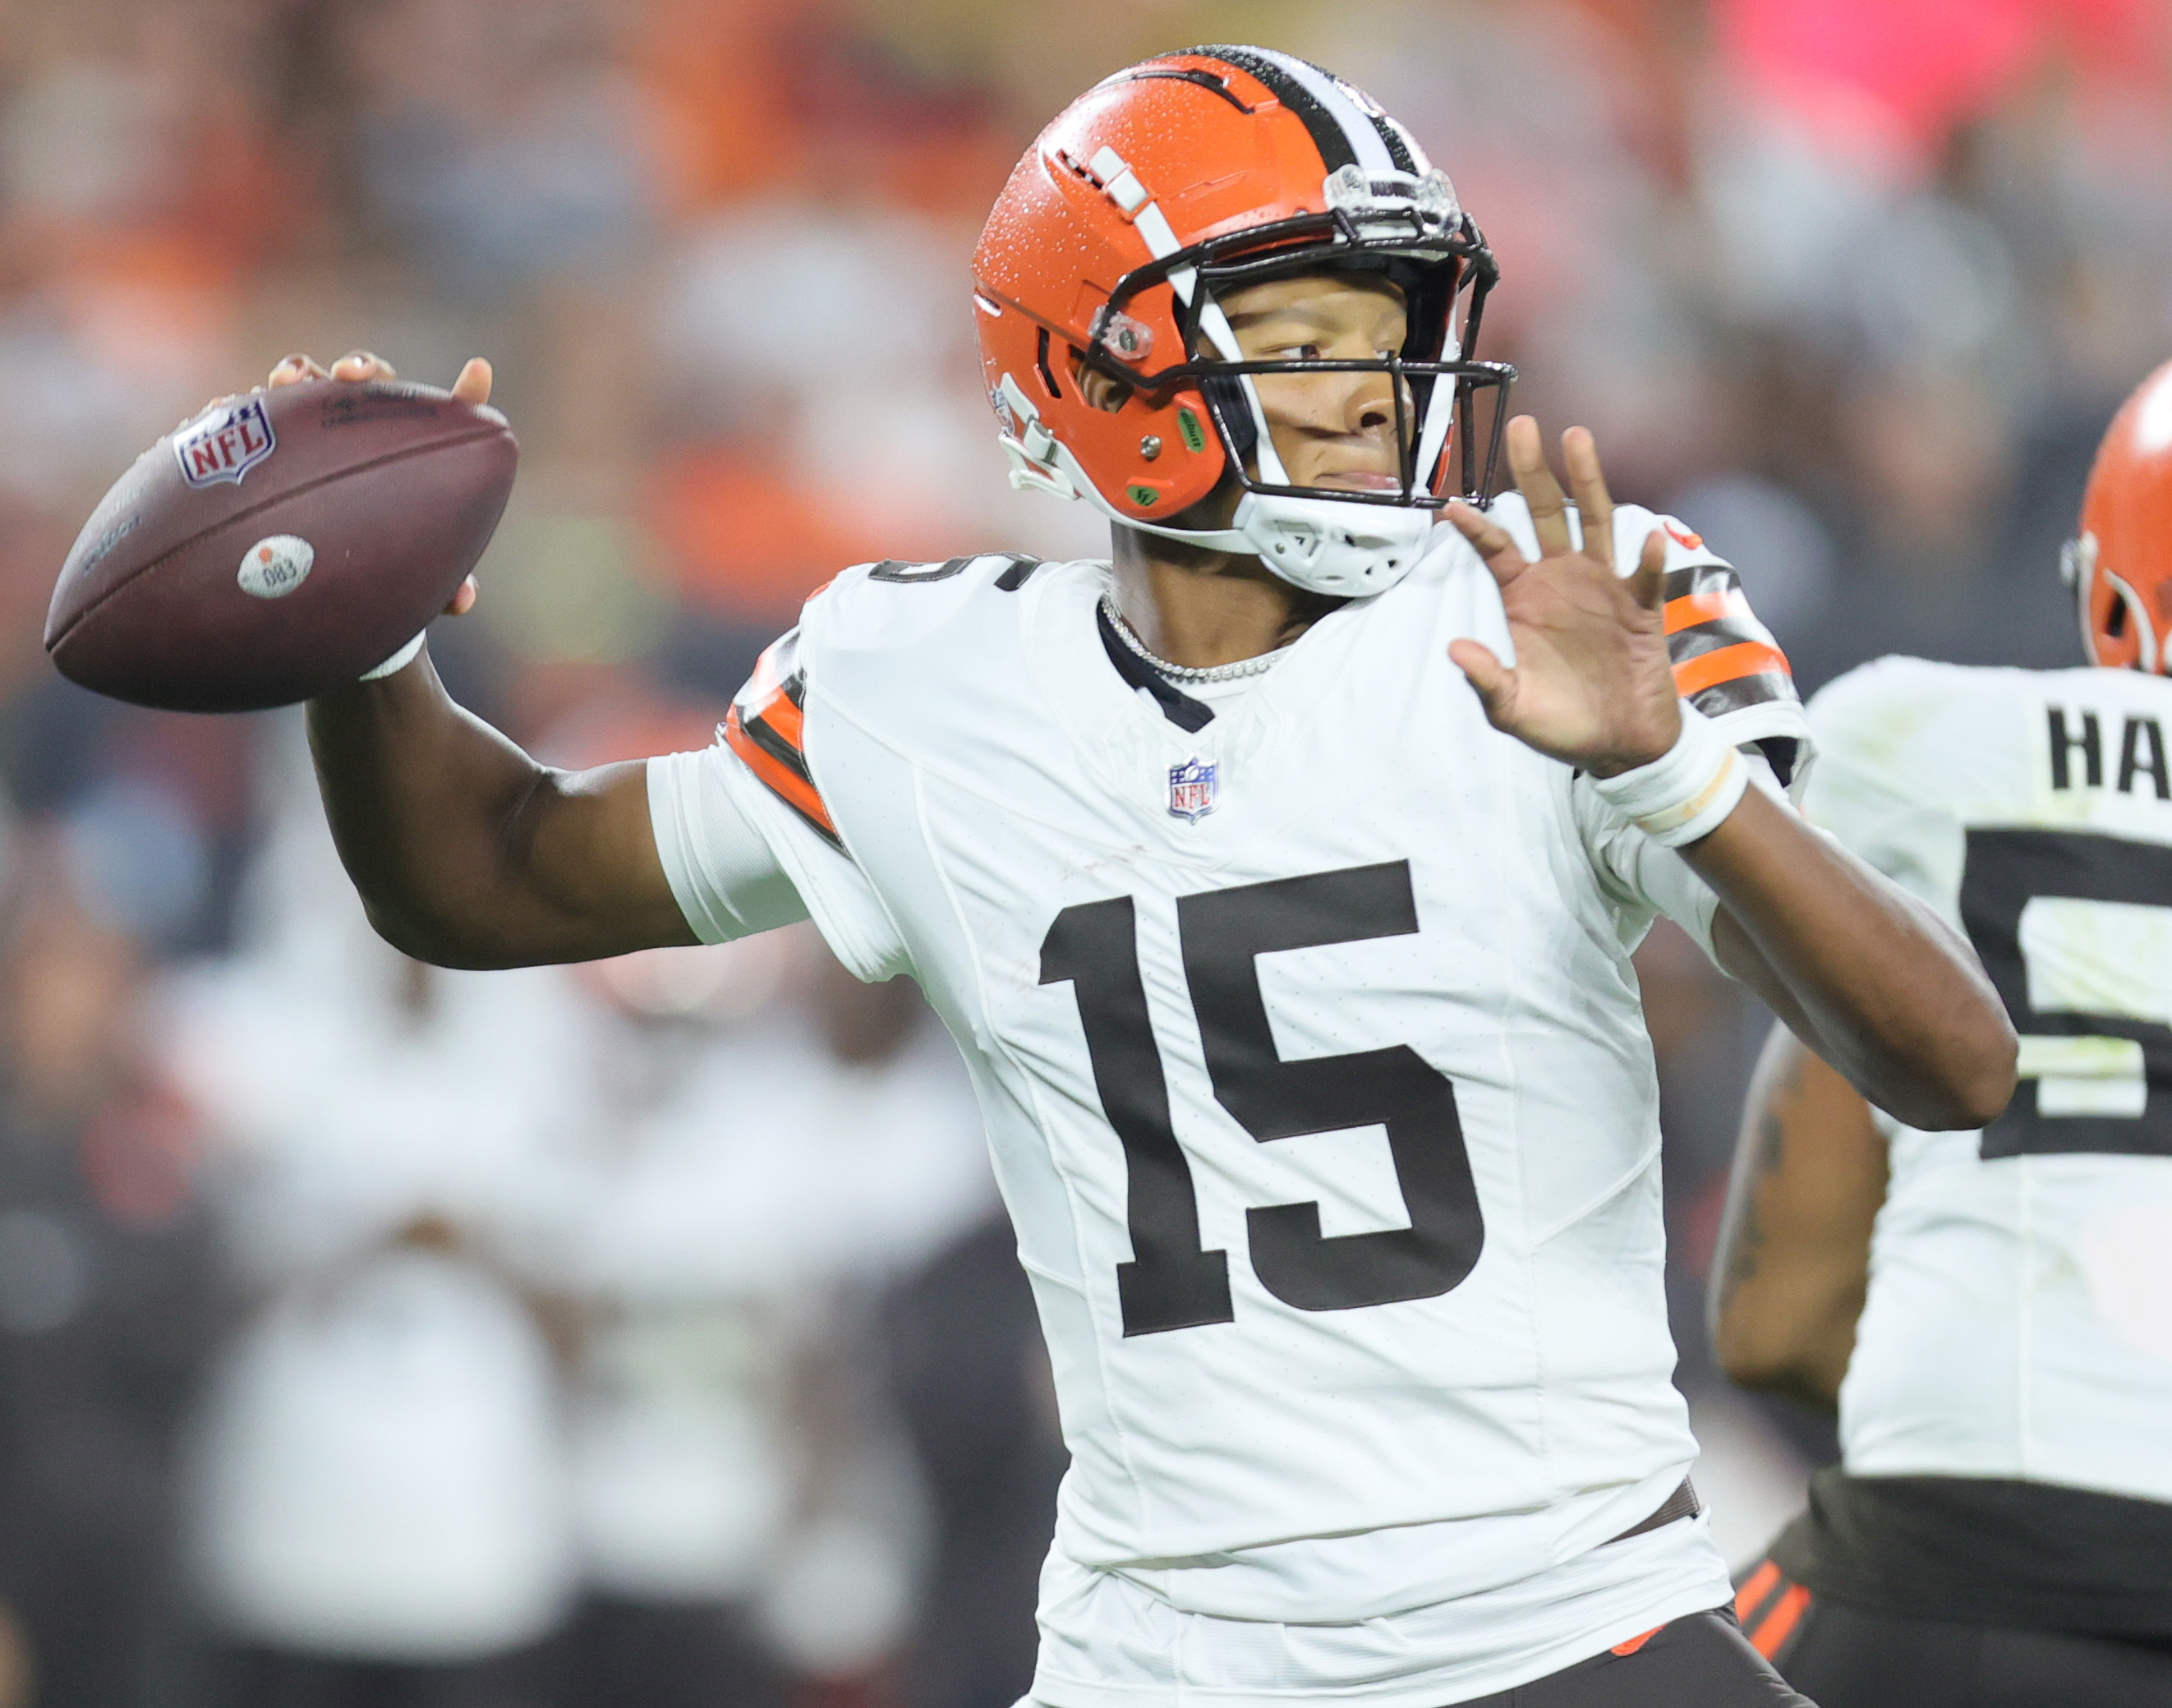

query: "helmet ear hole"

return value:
[1075, 362, 1132, 414]
[2110, 597, 2130, 640]
[1035, 328, 1064, 400]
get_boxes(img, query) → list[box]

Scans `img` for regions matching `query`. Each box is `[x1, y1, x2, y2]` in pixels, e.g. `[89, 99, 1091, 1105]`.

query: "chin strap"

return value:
[992, 373, 1435, 594]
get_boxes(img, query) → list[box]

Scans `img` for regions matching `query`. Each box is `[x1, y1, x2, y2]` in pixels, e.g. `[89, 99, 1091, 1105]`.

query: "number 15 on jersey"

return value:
[1039, 859, 1487, 1336]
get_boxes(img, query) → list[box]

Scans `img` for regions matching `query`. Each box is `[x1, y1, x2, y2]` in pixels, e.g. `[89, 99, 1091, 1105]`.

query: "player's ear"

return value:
[1074, 362, 1131, 414]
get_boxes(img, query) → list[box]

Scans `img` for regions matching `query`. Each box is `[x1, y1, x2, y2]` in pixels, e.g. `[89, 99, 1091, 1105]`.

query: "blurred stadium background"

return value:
[0, 0, 2165, 1704]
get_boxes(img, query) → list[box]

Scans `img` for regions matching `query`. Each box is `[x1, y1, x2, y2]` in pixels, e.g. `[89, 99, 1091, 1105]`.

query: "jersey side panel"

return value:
[794, 556, 1146, 1538]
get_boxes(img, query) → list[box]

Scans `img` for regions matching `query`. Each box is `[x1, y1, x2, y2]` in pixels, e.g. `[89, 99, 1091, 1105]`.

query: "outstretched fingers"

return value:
[1445, 500, 1531, 590]
[1506, 415, 1574, 558]
[451, 357, 493, 406]
[1627, 527, 1667, 610]
[1560, 426, 1617, 572]
[269, 351, 491, 407]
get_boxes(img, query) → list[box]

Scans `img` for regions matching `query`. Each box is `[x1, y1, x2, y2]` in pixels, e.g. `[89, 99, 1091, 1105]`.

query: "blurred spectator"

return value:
[0, 814, 232, 1708]
[555, 924, 993, 1708]
[879, 1215, 1065, 1708]
[167, 732, 594, 1706]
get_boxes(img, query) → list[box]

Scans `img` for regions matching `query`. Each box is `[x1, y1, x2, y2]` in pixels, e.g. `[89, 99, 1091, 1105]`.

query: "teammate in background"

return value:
[1713, 360, 2172, 1705]
[273, 48, 2013, 1708]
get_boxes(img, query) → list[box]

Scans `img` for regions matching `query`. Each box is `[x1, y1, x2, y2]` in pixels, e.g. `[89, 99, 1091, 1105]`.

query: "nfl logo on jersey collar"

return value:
[1168, 757, 1217, 822]
[173, 396, 277, 488]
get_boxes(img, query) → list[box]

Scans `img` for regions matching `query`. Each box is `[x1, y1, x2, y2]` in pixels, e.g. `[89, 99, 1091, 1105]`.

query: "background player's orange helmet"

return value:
[2066, 358, 2172, 674]
[969, 46, 1512, 598]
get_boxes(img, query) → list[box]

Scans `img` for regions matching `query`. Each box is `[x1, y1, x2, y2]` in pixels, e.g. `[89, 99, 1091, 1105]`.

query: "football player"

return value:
[279, 48, 2013, 1708]
[1714, 361, 2172, 1706]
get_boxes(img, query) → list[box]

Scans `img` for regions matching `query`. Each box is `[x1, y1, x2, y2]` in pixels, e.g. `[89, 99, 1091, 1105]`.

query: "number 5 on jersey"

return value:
[1040, 860, 1486, 1337]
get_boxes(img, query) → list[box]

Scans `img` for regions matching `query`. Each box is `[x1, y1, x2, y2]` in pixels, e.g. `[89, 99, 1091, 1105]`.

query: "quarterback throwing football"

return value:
[283, 48, 2013, 1708]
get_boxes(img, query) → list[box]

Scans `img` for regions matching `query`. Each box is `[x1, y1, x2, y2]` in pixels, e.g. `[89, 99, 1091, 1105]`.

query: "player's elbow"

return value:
[1714, 1342, 1838, 1411]
[1898, 1006, 2018, 1132]
[1710, 1306, 1846, 1411]
[1950, 1023, 2019, 1131]
[357, 893, 522, 971]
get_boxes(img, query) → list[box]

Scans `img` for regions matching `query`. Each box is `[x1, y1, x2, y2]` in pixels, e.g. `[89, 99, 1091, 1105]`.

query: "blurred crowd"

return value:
[0, 0, 2167, 1703]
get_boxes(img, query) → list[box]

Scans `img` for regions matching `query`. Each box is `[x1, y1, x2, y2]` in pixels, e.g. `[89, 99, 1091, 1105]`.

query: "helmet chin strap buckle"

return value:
[995, 372, 1079, 500]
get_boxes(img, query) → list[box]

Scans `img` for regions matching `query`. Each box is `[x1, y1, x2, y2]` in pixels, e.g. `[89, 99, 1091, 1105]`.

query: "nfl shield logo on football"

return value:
[1167, 757, 1217, 822]
[174, 397, 277, 489]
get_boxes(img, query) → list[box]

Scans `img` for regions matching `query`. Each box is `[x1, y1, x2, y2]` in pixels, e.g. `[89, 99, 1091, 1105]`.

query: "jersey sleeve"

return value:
[1644, 509, 1810, 793]
[646, 744, 811, 941]
[1483, 493, 1815, 794]
[647, 628, 913, 983]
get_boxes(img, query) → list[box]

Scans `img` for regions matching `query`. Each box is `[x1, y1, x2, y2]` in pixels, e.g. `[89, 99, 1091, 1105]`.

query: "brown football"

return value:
[45, 378, 518, 712]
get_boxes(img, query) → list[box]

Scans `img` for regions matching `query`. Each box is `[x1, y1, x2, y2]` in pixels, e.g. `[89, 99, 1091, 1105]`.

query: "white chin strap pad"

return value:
[1226, 491, 1438, 596]
[1027, 430, 1439, 598]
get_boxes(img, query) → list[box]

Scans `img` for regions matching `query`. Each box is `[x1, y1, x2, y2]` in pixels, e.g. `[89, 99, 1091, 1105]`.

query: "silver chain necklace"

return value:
[1100, 595, 1288, 684]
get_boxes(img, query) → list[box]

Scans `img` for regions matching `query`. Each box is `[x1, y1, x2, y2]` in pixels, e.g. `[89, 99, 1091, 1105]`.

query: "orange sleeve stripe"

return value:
[724, 707, 838, 837]
[746, 677, 806, 752]
[1664, 588, 1755, 634]
[1733, 1561, 1781, 1626]
[1749, 1584, 1811, 1659]
[1673, 639, 1791, 696]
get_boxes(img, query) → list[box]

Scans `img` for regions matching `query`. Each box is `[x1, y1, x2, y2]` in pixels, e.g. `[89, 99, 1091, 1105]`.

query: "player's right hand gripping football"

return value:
[268, 350, 492, 619]
[1443, 417, 1679, 779]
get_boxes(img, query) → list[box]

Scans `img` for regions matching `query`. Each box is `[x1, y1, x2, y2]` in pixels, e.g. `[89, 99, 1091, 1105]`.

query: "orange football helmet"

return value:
[2066, 358, 2172, 674]
[969, 46, 1512, 597]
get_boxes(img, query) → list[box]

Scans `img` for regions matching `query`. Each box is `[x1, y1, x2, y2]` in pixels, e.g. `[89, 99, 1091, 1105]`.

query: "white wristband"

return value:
[360, 632, 426, 680]
[1589, 703, 1748, 847]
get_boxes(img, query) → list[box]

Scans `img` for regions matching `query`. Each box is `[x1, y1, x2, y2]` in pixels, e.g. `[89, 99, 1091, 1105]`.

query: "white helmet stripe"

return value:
[1245, 48, 1397, 175]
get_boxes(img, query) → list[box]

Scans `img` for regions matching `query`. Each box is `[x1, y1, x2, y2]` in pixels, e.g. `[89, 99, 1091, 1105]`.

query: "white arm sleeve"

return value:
[647, 743, 912, 981]
[647, 748, 812, 941]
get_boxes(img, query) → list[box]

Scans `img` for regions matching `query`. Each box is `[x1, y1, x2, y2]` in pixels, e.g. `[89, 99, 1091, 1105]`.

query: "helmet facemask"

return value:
[1066, 164, 1513, 596]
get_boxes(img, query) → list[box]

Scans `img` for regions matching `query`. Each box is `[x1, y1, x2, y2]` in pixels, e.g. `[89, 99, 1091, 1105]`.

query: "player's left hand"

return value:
[1444, 417, 1679, 778]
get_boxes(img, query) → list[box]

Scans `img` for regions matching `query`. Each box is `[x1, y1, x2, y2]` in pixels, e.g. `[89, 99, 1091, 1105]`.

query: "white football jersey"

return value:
[1805, 657, 2172, 1503]
[650, 502, 1806, 1704]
